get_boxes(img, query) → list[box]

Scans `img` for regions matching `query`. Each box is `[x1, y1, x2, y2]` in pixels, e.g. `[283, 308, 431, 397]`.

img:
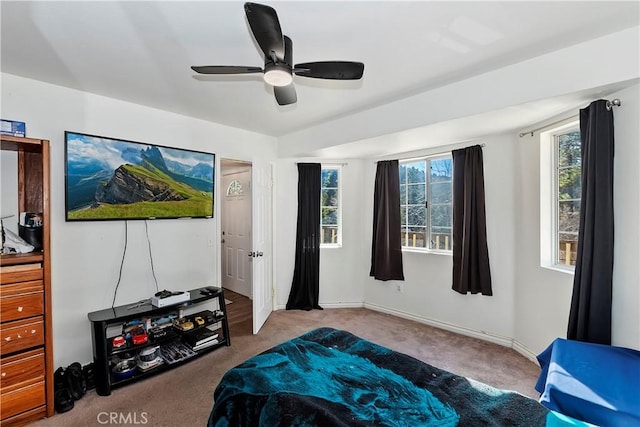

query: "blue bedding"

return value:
[536, 338, 640, 426]
[209, 328, 590, 426]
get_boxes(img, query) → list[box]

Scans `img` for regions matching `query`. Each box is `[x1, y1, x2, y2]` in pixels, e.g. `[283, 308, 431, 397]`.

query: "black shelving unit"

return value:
[88, 287, 230, 396]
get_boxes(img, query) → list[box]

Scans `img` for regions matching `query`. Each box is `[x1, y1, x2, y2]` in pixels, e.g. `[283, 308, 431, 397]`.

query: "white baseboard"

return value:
[320, 302, 365, 309]
[364, 302, 513, 348]
[512, 339, 539, 363]
[273, 301, 364, 311]
[273, 301, 539, 361]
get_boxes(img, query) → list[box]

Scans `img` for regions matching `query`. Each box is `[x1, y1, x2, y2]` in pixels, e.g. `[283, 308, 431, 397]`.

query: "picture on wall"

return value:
[65, 131, 215, 221]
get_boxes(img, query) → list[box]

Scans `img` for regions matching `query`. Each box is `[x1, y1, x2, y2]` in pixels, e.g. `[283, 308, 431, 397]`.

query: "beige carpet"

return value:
[32, 308, 542, 427]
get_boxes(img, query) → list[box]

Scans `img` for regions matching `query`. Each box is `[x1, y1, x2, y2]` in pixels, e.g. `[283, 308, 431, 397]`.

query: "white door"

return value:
[221, 169, 252, 298]
[252, 162, 273, 333]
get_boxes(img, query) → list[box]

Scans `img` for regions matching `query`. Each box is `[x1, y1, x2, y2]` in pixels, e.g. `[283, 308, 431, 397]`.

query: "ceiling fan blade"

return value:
[274, 84, 297, 106]
[283, 35, 293, 66]
[294, 61, 364, 80]
[191, 66, 263, 74]
[244, 2, 284, 60]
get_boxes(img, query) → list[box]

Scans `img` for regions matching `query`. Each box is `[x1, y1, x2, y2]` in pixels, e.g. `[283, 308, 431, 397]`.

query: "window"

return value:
[320, 166, 341, 246]
[554, 128, 581, 267]
[226, 180, 244, 196]
[400, 156, 453, 252]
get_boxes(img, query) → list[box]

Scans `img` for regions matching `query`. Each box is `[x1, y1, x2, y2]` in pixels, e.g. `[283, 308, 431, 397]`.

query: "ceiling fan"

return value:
[191, 2, 364, 106]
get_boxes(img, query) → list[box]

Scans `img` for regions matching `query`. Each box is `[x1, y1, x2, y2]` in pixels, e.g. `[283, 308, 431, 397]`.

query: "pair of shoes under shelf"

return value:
[83, 362, 95, 391]
[53, 362, 87, 413]
[66, 362, 86, 400]
[53, 367, 74, 413]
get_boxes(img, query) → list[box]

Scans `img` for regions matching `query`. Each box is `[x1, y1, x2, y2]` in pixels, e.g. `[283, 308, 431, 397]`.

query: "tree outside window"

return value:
[321, 166, 341, 245]
[400, 156, 452, 251]
[556, 130, 581, 266]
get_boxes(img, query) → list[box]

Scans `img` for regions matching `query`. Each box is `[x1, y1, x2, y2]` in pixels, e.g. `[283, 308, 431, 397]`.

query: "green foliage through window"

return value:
[321, 167, 340, 245]
[555, 129, 581, 266]
[400, 156, 452, 251]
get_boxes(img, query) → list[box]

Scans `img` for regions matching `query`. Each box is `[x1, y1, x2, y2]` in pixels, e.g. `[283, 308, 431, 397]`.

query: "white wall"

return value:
[514, 83, 640, 354]
[273, 136, 522, 346]
[1, 73, 277, 367]
[273, 86, 640, 358]
[279, 26, 640, 157]
[272, 26, 640, 357]
[361, 136, 518, 346]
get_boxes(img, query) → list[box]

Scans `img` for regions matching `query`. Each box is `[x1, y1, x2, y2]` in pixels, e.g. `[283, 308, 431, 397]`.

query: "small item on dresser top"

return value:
[1, 226, 34, 254]
[18, 212, 43, 250]
[1, 119, 26, 137]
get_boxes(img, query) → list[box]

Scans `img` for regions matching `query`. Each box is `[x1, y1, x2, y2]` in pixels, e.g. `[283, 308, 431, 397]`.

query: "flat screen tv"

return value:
[65, 131, 215, 221]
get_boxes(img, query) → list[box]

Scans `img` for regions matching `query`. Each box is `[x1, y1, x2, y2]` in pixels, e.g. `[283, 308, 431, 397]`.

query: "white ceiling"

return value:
[1, 1, 639, 150]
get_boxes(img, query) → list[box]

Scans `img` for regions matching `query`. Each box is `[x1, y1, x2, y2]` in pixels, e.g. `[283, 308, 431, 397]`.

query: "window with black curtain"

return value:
[286, 163, 323, 311]
[451, 145, 492, 296]
[370, 160, 404, 281]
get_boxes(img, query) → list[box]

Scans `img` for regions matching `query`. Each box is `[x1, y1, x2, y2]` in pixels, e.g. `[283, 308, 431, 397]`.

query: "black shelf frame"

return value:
[88, 287, 230, 396]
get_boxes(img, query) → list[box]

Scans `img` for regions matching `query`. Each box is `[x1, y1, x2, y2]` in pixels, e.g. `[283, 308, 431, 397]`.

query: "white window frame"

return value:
[540, 119, 580, 273]
[399, 155, 453, 254]
[320, 164, 342, 248]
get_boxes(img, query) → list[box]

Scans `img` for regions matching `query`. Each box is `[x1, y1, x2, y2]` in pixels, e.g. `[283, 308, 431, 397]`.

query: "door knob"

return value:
[221, 239, 225, 243]
[257, 251, 263, 257]
[248, 251, 255, 257]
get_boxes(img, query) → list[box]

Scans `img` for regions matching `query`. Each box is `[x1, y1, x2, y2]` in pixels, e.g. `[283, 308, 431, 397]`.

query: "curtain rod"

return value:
[519, 98, 622, 138]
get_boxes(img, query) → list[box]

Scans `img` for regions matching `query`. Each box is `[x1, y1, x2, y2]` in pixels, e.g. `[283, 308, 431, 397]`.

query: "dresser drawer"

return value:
[0, 318, 44, 356]
[0, 281, 44, 323]
[0, 264, 43, 285]
[1, 405, 47, 427]
[1, 349, 45, 392]
[0, 381, 45, 420]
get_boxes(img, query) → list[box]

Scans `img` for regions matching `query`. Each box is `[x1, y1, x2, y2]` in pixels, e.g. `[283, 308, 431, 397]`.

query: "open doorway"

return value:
[220, 158, 253, 334]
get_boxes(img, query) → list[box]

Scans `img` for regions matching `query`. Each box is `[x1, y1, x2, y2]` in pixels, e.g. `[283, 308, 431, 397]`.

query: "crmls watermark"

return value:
[96, 411, 148, 425]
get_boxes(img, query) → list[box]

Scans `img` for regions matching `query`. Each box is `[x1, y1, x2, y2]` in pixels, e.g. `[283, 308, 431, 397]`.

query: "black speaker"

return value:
[18, 225, 42, 250]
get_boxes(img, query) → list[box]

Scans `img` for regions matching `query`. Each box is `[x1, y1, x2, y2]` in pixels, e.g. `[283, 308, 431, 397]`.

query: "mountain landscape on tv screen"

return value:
[66, 134, 214, 220]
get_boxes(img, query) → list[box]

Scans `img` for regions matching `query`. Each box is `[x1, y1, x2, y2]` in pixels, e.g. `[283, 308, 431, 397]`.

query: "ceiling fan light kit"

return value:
[191, 2, 364, 105]
[263, 67, 292, 87]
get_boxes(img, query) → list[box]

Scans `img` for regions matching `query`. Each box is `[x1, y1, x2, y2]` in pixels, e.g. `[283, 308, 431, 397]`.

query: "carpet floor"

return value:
[31, 307, 542, 427]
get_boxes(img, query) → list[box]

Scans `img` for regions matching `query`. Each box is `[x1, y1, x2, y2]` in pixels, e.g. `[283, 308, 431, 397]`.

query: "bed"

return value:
[536, 337, 640, 427]
[208, 327, 590, 426]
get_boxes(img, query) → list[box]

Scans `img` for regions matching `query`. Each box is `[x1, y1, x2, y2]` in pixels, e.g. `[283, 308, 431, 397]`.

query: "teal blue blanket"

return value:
[209, 328, 591, 426]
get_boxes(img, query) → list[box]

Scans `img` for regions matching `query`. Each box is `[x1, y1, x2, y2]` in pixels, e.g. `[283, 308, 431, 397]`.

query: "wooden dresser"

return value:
[1, 135, 54, 425]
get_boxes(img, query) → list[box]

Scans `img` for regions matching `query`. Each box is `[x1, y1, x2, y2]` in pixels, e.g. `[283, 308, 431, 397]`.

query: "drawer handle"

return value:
[18, 306, 24, 312]
[1, 372, 5, 377]
[31, 329, 36, 334]
[4, 337, 11, 342]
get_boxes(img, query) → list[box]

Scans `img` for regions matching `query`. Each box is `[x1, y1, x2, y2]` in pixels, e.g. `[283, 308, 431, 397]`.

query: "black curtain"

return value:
[567, 100, 614, 345]
[286, 163, 323, 311]
[370, 160, 404, 281]
[451, 145, 492, 295]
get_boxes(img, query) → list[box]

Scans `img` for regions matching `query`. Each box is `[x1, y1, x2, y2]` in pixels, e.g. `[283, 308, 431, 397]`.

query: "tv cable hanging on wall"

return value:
[110, 220, 160, 308]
